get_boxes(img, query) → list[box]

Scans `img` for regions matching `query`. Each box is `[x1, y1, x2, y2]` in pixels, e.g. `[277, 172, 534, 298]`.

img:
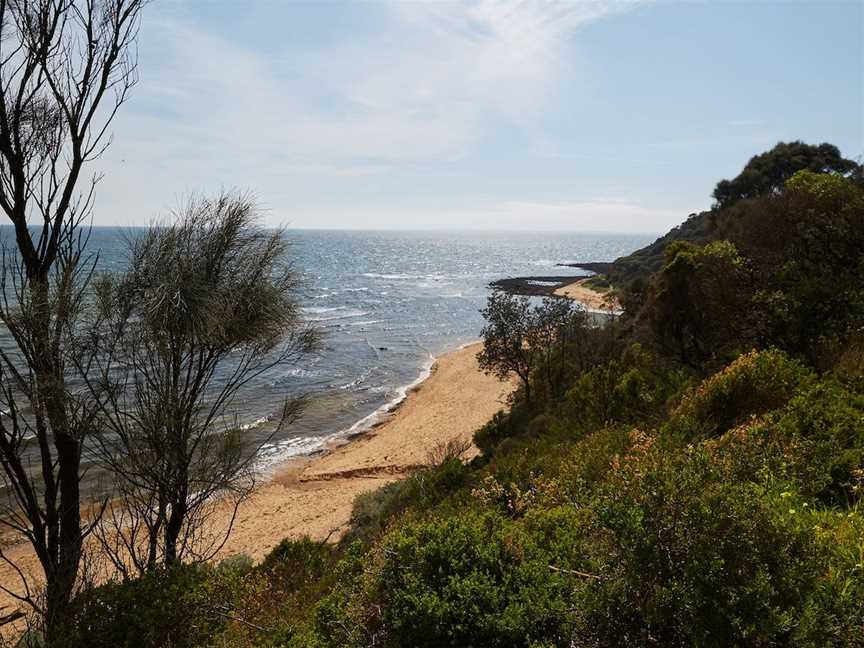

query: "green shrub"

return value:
[308, 541, 377, 648]
[666, 348, 812, 442]
[557, 426, 643, 496]
[345, 457, 471, 544]
[575, 448, 824, 647]
[775, 380, 864, 503]
[550, 349, 686, 436]
[53, 564, 224, 648]
[261, 537, 332, 593]
[373, 511, 575, 648]
[474, 408, 528, 456]
[793, 505, 864, 646]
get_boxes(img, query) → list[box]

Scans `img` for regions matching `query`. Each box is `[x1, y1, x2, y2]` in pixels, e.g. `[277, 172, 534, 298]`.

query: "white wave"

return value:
[307, 309, 369, 322]
[302, 306, 345, 314]
[337, 353, 435, 440]
[254, 435, 331, 474]
[348, 319, 385, 327]
[240, 416, 269, 431]
[337, 367, 373, 390]
[282, 366, 317, 379]
[361, 272, 423, 280]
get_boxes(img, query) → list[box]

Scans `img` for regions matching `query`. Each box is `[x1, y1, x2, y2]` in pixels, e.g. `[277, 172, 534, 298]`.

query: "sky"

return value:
[92, 0, 863, 233]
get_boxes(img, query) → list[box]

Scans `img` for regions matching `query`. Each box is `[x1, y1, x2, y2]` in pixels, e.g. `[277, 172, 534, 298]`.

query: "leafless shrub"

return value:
[426, 436, 472, 466]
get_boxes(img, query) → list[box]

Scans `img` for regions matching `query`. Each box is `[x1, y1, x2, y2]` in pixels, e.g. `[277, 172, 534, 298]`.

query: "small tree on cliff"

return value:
[84, 194, 320, 573]
[477, 291, 582, 403]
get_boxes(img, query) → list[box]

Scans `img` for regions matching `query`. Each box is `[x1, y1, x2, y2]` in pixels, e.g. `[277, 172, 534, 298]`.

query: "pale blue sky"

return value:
[95, 0, 863, 232]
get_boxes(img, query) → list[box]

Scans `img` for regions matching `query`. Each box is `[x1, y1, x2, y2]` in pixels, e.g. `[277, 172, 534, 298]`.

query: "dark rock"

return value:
[489, 275, 588, 297]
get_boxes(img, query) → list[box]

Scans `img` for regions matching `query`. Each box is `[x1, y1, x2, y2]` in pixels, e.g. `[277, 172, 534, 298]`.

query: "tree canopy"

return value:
[712, 141, 858, 209]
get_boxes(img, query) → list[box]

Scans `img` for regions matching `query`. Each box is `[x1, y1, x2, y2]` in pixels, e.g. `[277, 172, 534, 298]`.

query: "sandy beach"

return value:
[213, 341, 513, 560]
[554, 277, 620, 311]
[0, 342, 514, 613]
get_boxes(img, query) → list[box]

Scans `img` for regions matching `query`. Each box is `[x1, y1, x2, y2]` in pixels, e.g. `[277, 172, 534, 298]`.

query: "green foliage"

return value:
[643, 239, 754, 368]
[797, 506, 864, 645]
[631, 157, 864, 367]
[666, 348, 812, 442]
[53, 564, 230, 648]
[578, 449, 827, 647]
[477, 291, 585, 402]
[260, 537, 332, 594]
[474, 409, 523, 456]
[786, 168, 860, 203]
[608, 142, 861, 317]
[722, 173, 864, 364]
[373, 511, 575, 648]
[712, 140, 858, 209]
[775, 381, 864, 503]
[550, 346, 687, 435]
[345, 457, 471, 544]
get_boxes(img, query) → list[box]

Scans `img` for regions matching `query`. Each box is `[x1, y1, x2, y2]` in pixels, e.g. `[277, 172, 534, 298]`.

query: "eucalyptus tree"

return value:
[0, 0, 144, 633]
[85, 194, 319, 573]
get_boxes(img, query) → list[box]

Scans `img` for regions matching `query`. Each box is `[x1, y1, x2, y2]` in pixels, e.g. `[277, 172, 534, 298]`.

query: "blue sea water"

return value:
[0, 227, 654, 483]
[245, 229, 653, 471]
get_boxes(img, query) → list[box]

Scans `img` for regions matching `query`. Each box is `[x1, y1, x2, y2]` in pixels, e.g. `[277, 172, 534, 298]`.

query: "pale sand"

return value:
[554, 277, 620, 311]
[213, 341, 513, 560]
[0, 342, 514, 613]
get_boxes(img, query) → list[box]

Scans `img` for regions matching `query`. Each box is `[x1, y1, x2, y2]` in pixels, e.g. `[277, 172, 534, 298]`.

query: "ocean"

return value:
[0, 227, 654, 494]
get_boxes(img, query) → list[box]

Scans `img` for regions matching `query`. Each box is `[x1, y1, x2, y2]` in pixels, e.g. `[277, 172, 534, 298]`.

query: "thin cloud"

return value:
[93, 1, 645, 225]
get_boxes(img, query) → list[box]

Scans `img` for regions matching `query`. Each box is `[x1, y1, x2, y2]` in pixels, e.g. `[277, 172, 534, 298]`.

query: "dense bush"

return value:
[576, 448, 836, 647]
[666, 348, 812, 442]
[373, 511, 576, 648]
[53, 564, 228, 648]
[774, 381, 864, 503]
[550, 346, 687, 435]
[642, 239, 755, 368]
[346, 457, 471, 544]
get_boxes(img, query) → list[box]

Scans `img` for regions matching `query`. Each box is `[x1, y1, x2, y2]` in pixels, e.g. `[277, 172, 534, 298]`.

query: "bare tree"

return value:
[0, 0, 143, 635]
[84, 194, 320, 574]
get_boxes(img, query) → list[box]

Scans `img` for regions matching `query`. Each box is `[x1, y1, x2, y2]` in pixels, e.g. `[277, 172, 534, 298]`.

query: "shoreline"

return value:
[213, 340, 514, 561]
[0, 341, 515, 611]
